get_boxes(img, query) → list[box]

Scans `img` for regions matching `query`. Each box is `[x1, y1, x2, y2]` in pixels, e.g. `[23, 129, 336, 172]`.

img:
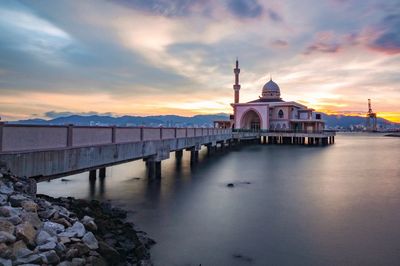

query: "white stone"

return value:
[82, 232, 98, 250]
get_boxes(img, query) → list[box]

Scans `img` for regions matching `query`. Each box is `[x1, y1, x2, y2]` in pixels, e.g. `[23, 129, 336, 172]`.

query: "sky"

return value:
[0, 0, 399, 122]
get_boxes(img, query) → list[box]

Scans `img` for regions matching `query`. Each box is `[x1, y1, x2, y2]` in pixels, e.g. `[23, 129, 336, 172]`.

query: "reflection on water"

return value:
[38, 134, 400, 265]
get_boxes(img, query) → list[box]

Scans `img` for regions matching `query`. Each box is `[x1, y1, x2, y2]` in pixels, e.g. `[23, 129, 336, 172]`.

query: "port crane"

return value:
[366, 99, 377, 132]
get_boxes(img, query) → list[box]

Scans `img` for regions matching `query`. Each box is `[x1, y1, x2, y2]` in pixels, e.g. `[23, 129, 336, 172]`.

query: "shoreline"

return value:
[0, 171, 155, 266]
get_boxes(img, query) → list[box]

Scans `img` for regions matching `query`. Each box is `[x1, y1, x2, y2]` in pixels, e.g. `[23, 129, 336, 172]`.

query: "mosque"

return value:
[216, 59, 325, 133]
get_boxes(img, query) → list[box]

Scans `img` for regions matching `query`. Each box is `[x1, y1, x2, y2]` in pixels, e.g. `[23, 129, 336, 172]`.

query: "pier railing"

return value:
[0, 123, 232, 153]
[233, 129, 336, 135]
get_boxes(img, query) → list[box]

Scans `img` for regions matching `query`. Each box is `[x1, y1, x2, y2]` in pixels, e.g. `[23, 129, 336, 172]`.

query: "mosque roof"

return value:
[262, 79, 280, 93]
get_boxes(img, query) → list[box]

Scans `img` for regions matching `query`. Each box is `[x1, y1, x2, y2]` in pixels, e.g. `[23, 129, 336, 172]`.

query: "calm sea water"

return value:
[38, 133, 400, 265]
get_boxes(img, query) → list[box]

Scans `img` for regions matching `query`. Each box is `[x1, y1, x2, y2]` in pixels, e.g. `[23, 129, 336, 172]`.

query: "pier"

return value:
[0, 123, 335, 181]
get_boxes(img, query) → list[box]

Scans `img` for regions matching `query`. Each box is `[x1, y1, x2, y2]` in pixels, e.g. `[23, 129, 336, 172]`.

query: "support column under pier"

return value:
[89, 169, 97, 181]
[99, 167, 106, 178]
[175, 150, 183, 160]
[147, 160, 161, 179]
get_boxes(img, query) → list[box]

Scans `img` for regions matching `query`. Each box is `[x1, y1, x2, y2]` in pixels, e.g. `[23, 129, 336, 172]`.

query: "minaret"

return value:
[233, 58, 241, 103]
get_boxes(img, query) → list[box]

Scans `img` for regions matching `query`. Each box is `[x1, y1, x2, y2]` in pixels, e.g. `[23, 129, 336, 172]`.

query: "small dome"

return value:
[262, 79, 280, 92]
[261, 78, 281, 99]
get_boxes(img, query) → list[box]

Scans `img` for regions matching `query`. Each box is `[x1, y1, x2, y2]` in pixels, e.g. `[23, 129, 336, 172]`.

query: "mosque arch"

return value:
[240, 109, 262, 131]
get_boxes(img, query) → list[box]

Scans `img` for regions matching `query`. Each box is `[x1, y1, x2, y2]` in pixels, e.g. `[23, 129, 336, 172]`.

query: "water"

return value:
[38, 133, 400, 265]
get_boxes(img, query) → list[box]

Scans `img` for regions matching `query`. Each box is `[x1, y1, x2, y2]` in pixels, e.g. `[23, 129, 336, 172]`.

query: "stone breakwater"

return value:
[0, 172, 155, 266]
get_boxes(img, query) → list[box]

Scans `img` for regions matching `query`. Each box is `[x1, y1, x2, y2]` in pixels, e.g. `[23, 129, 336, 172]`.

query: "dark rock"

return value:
[0, 184, 13, 196]
[35, 229, 54, 245]
[21, 200, 38, 212]
[0, 242, 12, 259]
[74, 243, 90, 256]
[82, 232, 98, 250]
[14, 254, 42, 265]
[98, 241, 121, 264]
[0, 194, 7, 206]
[38, 240, 56, 251]
[11, 240, 27, 258]
[0, 206, 20, 217]
[0, 231, 16, 243]
[0, 258, 12, 266]
[227, 183, 234, 187]
[41, 250, 60, 264]
[9, 195, 28, 207]
[71, 257, 86, 266]
[65, 248, 79, 259]
[5, 215, 22, 225]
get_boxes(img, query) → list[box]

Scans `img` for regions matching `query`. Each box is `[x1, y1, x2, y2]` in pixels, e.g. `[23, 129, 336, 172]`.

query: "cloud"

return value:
[227, 0, 263, 18]
[44, 111, 115, 118]
[303, 32, 342, 55]
[109, 0, 208, 17]
[370, 14, 400, 54]
[271, 39, 288, 48]
[266, 8, 283, 22]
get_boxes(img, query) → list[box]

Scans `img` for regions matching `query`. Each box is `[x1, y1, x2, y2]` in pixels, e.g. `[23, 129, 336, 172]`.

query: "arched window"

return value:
[278, 109, 284, 118]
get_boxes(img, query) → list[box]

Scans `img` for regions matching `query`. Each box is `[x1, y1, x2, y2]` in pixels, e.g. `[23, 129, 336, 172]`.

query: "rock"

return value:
[21, 201, 38, 212]
[20, 212, 42, 229]
[71, 258, 86, 266]
[35, 230, 53, 245]
[0, 220, 15, 234]
[74, 243, 90, 256]
[38, 208, 56, 219]
[59, 236, 71, 245]
[38, 240, 56, 251]
[81, 215, 94, 224]
[227, 183, 234, 187]
[0, 231, 16, 243]
[9, 194, 28, 207]
[0, 258, 12, 266]
[58, 261, 73, 266]
[54, 242, 66, 255]
[0, 206, 20, 217]
[84, 220, 97, 231]
[98, 241, 121, 264]
[42, 221, 64, 236]
[40, 250, 60, 264]
[86, 256, 107, 266]
[14, 254, 42, 265]
[11, 240, 27, 257]
[16, 222, 37, 246]
[14, 247, 33, 258]
[60, 221, 85, 238]
[65, 248, 78, 259]
[0, 184, 13, 196]
[82, 232, 98, 250]
[53, 217, 71, 228]
[5, 215, 22, 225]
[0, 194, 7, 206]
[0, 242, 12, 259]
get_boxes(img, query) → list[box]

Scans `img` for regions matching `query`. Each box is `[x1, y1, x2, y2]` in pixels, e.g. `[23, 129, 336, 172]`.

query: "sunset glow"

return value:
[0, 0, 399, 122]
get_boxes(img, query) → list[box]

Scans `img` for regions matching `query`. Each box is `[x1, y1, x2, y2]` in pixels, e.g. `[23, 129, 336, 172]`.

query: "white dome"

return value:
[261, 79, 281, 99]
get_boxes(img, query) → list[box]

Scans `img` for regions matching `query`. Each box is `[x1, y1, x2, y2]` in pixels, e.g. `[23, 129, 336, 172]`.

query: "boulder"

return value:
[9, 195, 28, 207]
[58, 261, 73, 266]
[5, 215, 22, 225]
[0, 242, 12, 259]
[0, 194, 7, 206]
[0, 184, 13, 196]
[65, 248, 79, 259]
[15, 222, 37, 246]
[0, 220, 15, 234]
[0, 231, 16, 243]
[53, 217, 71, 228]
[42, 221, 65, 236]
[72, 257, 86, 266]
[38, 208, 56, 219]
[0, 258, 12, 266]
[35, 229, 53, 245]
[20, 212, 42, 229]
[11, 240, 27, 258]
[21, 200, 38, 212]
[14, 253, 42, 265]
[98, 241, 121, 264]
[38, 240, 56, 251]
[14, 247, 33, 259]
[82, 232, 98, 250]
[0, 206, 20, 217]
[60, 221, 85, 238]
[40, 250, 60, 264]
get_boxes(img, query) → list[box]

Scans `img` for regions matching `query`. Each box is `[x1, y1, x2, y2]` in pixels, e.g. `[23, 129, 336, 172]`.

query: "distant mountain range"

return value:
[8, 113, 398, 128]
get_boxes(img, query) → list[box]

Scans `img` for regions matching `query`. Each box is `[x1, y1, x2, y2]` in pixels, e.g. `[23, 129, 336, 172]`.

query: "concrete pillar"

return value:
[190, 150, 199, 163]
[99, 167, 106, 178]
[175, 150, 183, 160]
[89, 169, 97, 180]
[147, 160, 161, 179]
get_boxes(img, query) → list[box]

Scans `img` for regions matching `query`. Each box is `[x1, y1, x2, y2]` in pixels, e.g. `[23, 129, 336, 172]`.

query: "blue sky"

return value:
[0, 0, 399, 121]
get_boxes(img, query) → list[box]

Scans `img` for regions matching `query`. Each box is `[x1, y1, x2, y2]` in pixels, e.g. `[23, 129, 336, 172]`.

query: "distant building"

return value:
[216, 60, 325, 132]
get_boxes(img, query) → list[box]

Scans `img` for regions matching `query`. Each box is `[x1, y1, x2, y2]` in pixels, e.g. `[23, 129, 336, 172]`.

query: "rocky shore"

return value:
[0, 171, 155, 266]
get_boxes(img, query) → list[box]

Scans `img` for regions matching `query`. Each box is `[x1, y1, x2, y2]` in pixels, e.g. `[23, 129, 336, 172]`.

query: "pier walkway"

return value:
[0, 123, 335, 181]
